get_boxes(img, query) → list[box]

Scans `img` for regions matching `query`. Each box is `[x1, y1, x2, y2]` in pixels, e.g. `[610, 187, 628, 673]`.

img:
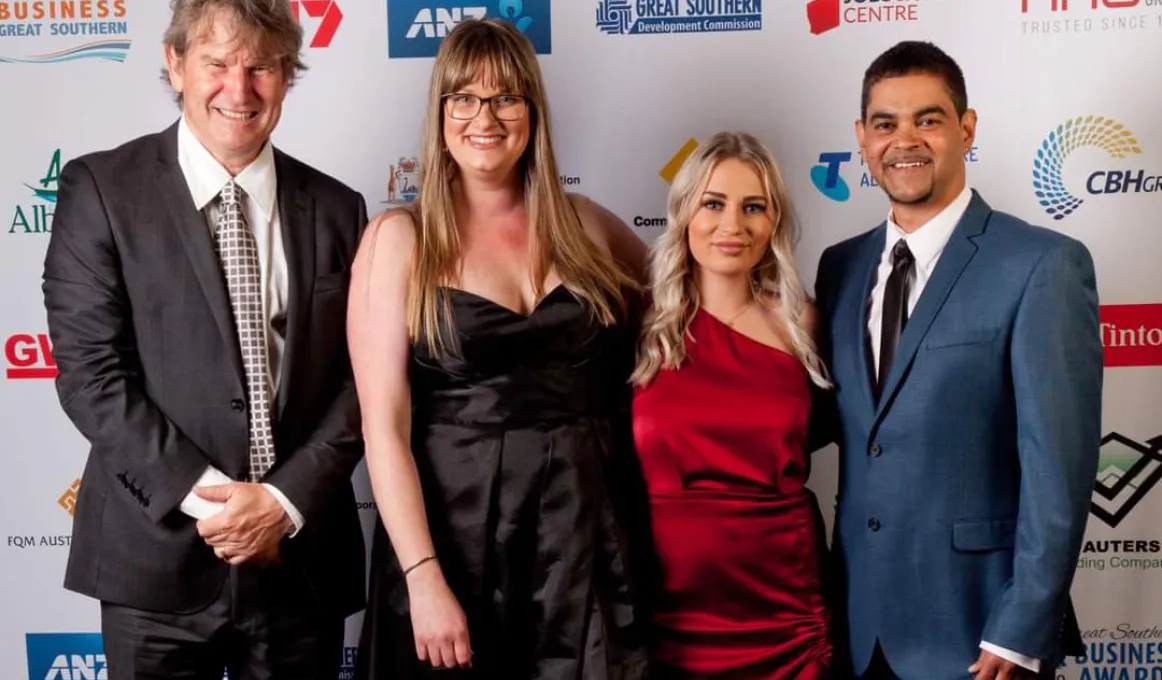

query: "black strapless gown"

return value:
[355, 285, 647, 679]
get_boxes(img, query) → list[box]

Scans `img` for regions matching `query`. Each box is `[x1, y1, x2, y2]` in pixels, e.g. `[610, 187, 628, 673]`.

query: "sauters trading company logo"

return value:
[596, 0, 763, 36]
[387, 0, 550, 58]
[11, 148, 60, 235]
[1090, 432, 1162, 529]
[806, 0, 924, 35]
[0, 0, 130, 64]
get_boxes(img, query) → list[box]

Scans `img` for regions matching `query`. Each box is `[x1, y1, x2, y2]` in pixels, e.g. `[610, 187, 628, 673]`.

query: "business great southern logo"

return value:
[26, 633, 105, 680]
[1092, 432, 1162, 529]
[597, 0, 762, 36]
[1031, 115, 1158, 220]
[387, 0, 550, 58]
[806, 0, 923, 35]
[291, 0, 343, 48]
[0, 0, 130, 64]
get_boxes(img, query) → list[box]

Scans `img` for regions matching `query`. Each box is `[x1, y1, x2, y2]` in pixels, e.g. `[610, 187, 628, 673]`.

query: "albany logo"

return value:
[812, 146, 980, 201]
[387, 0, 550, 58]
[11, 148, 60, 235]
[806, 0, 922, 35]
[0, 0, 130, 64]
[1032, 115, 1159, 220]
[597, 0, 762, 36]
[1092, 432, 1162, 528]
[6, 333, 57, 379]
[291, 0, 343, 48]
[26, 633, 105, 680]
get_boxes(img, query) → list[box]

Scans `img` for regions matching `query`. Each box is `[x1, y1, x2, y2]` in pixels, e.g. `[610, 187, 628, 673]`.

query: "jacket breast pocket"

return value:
[952, 517, 1016, 552]
[313, 269, 349, 294]
[924, 327, 1000, 350]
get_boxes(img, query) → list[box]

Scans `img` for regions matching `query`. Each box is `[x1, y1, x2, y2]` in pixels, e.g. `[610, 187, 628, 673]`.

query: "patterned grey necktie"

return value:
[215, 180, 275, 482]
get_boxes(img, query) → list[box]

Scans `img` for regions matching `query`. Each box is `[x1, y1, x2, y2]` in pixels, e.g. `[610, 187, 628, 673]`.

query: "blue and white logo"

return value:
[26, 633, 105, 680]
[387, 0, 551, 58]
[596, 0, 763, 36]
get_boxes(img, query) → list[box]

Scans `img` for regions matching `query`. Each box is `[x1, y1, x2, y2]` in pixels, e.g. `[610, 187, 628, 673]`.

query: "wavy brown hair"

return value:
[407, 19, 634, 355]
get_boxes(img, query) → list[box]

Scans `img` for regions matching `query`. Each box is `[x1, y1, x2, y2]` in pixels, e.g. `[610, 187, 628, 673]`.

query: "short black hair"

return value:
[861, 41, 968, 122]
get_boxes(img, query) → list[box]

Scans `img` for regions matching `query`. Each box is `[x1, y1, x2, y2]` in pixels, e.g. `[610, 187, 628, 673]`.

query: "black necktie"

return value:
[877, 239, 915, 401]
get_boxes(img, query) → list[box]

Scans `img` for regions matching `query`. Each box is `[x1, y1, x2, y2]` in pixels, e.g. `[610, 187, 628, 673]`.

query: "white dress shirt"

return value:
[174, 115, 304, 536]
[865, 184, 1040, 673]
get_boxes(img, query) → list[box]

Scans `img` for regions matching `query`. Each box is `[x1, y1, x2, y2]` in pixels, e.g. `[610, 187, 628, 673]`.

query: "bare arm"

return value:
[347, 209, 470, 667]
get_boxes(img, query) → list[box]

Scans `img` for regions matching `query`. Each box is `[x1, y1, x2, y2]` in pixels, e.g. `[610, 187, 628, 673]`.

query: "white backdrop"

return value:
[3, 1, 1161, 678]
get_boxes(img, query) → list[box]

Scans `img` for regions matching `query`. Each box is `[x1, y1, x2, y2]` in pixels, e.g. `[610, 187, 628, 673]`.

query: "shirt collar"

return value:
[176, 115, 277, 221]
[884, 185, 973, 274]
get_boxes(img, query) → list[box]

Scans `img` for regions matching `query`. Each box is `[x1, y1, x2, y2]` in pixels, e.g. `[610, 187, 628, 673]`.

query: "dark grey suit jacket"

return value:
[42, 121, 367, 617]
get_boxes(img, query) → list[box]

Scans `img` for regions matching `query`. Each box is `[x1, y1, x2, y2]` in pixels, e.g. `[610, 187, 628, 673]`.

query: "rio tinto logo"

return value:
[5, 333, 57, 379]
[1101, 304, 1162, 367]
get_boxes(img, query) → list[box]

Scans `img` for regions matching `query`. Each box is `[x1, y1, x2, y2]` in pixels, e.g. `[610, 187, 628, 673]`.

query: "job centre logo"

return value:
[597, 0, 763, 36]
[0, 0, 131, 64]
[1032, 114, 1160, 220]
[387, 0, 550, 58]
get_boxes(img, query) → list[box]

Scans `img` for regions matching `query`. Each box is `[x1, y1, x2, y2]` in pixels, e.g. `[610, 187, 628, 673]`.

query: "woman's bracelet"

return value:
[403, 554, 437, 578]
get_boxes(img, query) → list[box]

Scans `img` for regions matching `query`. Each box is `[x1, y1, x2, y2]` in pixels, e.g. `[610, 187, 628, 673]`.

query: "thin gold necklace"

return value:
[724, 298, 755, 327]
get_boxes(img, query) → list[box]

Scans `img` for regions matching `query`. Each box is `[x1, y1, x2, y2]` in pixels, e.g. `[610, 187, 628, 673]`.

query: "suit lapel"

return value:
[850, 226, 884, 416]
[274, 150, 315, 419]
[155, 123, 245, 386]
[872, 192, 991, 426]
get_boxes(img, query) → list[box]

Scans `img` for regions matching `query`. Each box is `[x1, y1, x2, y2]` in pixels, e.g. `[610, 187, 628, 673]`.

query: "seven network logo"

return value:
[811, 147, 980, 201]
[291, 1, 343, 48]
[387, 0, 550, 58]
[596, 0, 763, 35]
[11, 148, 61, 235]
[1092, 432, 1162, 528]
[1032, 115, 1158, 220]
[0, 0, 130, 64]
[806, 0, 922, 35]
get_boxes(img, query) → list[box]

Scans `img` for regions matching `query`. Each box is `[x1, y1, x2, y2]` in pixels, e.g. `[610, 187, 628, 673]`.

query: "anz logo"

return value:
[26, 634, 107, 680]
[388, 0, 551, 58]
[43, 654, 107, 680]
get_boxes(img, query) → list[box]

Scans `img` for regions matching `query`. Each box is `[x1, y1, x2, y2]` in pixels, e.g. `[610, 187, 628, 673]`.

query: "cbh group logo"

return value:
[596, 0, 762, 35]
[387, 0, 550, 58]
[1032, 115, 1159, 220]
[11, 148, 61, 235]
[291, 0, 343, 48]
[5, 333, 57, 379]
[806, 0, 923, 35]
[26, 633, 105, 680]
[0, 0, 131, 64]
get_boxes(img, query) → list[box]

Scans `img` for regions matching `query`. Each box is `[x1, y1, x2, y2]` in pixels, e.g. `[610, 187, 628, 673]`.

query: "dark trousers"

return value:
[100, 562, 343, 680]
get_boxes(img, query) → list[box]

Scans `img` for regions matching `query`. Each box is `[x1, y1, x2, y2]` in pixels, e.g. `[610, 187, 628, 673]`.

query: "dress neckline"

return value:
[696, 307, 798, 362]
[440, 283, 570, 319]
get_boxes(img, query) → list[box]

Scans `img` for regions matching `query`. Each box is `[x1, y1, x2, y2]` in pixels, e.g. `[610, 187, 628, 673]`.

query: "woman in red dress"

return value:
[629, 131, 834, 678]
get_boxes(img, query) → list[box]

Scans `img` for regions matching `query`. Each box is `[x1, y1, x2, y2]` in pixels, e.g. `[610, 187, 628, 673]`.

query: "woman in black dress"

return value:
[347, 19, 649, 679]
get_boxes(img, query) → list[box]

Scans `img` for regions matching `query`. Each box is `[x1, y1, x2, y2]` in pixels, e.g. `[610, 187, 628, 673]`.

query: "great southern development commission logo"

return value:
[0, 0, 131, 64]
[597, 0, 762, 35]
[1092, 432, 1162, 528]
[1031, 115, 1159, 220]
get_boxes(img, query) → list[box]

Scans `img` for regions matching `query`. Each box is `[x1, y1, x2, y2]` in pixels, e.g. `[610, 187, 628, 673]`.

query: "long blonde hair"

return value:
[631, 131, 831, 388]
[407, 19, 634, 355]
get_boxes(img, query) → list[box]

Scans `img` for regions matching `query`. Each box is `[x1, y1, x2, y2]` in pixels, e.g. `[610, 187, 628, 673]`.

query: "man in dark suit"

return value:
[813, 42, 1102, 680]
[41, 1, 366, 677]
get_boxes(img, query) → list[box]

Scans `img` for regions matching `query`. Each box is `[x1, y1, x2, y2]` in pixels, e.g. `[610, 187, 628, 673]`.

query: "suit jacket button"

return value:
[230, 398, 244, 412]
[869, 444, 882, 457]
[868, 517, 881, 531]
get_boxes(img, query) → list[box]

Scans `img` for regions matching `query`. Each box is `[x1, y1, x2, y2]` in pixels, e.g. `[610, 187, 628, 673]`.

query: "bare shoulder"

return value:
[567, 191, 648, 281]
[799, 298, 820, 338]
[567, 192, 613, 253]
[356, 207, 417, 266]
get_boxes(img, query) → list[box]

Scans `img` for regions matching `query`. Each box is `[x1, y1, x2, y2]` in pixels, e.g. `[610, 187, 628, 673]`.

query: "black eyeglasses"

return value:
[441, 93, 529, 121]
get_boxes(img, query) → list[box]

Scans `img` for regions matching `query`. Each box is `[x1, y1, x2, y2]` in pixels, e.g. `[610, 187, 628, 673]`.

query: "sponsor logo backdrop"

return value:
[2, 1, 1159, 677]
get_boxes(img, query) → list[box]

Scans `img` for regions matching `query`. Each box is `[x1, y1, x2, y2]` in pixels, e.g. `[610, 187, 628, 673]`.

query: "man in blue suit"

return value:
[813, 41, 1102, 680]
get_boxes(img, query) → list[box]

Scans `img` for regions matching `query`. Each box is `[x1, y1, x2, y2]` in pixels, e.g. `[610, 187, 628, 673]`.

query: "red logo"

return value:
[807, 0, 921, 35]
[1102, 304, 1162, 367]
[291, 0, 343, 48]
[1022, 0, 1140, 11]
[5, 333, 58, 379]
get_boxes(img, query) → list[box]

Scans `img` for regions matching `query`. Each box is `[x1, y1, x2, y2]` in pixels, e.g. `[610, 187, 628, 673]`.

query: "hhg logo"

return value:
[59, 479, 81, 517]
[1032, 115, 1159, 220]
[291, 1, 343, 48]
[0, 0, 130, 64]
[387, 0, 550, 58]
[11, 148, 61, 235]
[813, 146, 980, 202]
[1092, 432, 1162, 528]
[597, 0, 762, 35]
[5, 333, 58, 379]
[26, 633, 105, 680]
[806, 0, 922, 35]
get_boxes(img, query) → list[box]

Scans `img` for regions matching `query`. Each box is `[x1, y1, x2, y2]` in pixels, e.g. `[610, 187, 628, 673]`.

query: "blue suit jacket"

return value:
[813, 191, 1101, 679]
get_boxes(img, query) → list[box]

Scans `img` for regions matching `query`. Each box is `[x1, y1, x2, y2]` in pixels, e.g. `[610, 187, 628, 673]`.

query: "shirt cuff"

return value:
[980, 641, 1041, 673]
[178, 466, 232, 519]
[262, 483, 304, 537]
